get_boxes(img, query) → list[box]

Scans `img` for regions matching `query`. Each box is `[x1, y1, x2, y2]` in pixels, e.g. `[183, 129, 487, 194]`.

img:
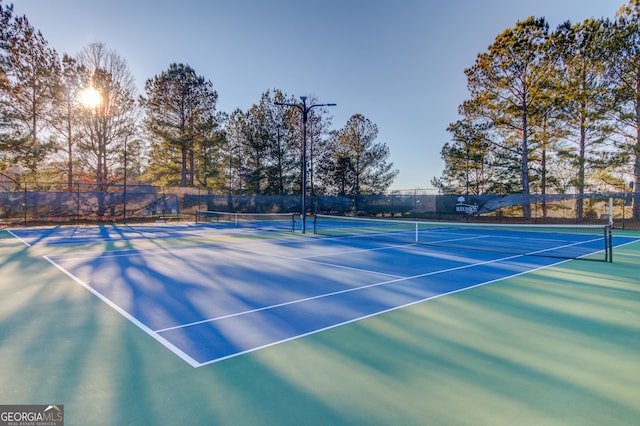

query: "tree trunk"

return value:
[181, 145, 187, 187]
[189, 144, 194, 187]
[67, 104, 73, 191]
[541, 114, 548, 218]
[521, 103, 531, 218]
[633, 72, 640, 219]
[577, 123, 586, 220]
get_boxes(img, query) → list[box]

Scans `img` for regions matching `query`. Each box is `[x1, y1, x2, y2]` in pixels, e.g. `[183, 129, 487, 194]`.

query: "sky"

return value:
[10, 0, 624, 190]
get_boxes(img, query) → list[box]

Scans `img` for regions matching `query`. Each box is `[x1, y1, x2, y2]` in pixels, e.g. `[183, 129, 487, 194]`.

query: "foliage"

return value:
[5, 0, 640, 218]
[329, 114, 398, 196]
[605, 0, 640, 217]
[435, 2, 640, 218]
[0, 10, 58, 173]
[75, 42, 138, 189]
[141, 63, 220, 188]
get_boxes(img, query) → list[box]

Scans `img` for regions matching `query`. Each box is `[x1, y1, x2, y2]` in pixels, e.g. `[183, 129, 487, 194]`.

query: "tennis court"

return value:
[1, 216, 639, 424]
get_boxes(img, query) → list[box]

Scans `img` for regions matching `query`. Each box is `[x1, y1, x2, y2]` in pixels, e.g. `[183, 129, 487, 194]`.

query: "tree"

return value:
[0, 12, 59, 175]
[76, 42, 137, 191]
[329, 114, 398, 196]
[265, 90, 299, 195]
[605, 0, 640, 218]
[227, 91, 295, 195]
[0, 0, 15, 175]
[552, 19, 614, 218]
[303, 98, 334, 197]
[224, 108, 248, 193]
[433, 120, 492, 195]
[141, 63, 219, 187]
[225, 90, 330, 196]
[49, 54, 85, 189]
[463, 17, 553, 217]
[0, 0, 13, 80]
[241, 93, 276, 194]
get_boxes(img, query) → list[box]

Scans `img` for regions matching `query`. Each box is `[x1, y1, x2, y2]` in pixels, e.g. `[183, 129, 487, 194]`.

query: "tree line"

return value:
[433, 0, 640, 219]
[2, 0, 638, 218]
[0, 0, 398, 199]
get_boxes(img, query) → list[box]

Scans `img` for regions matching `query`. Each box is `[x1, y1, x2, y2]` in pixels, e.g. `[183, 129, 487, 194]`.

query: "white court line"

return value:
[7, 230, 32, 247]
[48, 238, 412, 279]
[156, 236, 608, 334]
[154, 251, 528, 333]
[193, 236, 640, 367]
[44, 233, 621, 367]
[194, 255, 577, 367]
[227, 244, 409, 279]
[43, 255, 201, 368]
[297, 242, 422, 259]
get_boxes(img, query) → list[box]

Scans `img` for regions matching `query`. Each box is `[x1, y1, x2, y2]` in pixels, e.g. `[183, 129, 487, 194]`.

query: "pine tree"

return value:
[1, 12, 59, 175]
[433, 120, 492, 195]
[141, 63, 218, 187]
[605, 0, 640, 218]
[332, 114, 398, 196]
[463, 17, 553, 217]
[552, 18, 613, 219]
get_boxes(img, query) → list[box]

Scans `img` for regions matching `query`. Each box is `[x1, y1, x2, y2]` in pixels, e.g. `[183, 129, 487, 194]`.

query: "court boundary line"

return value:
[318, 231, 609, 260]
[193, 232, 640, 367]
[44, 240, 540, 368]
[154, 251, 529, 334]
[41, 233, 639, 368]
[7, 229, 32, 247]
[43, 255, 201, 368]
[194, 255, 576, 367]
[5, 223, 290, 247]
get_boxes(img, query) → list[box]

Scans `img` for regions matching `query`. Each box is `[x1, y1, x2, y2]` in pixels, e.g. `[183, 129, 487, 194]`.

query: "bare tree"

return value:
[76, 42, 137, 190]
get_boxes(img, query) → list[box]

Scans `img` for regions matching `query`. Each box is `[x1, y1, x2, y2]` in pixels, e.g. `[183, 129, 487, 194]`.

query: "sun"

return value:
[79, 87, 101, 108]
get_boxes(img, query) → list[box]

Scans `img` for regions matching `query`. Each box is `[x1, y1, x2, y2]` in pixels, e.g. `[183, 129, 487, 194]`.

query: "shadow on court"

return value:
[0, 230, 638, 425]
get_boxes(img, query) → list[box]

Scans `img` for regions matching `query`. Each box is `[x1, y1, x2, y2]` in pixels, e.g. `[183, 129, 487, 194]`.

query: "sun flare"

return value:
[79, 87, 101, 108]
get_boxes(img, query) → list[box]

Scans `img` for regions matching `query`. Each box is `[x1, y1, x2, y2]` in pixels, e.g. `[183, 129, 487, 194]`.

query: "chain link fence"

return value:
[0, 183, 638, 229]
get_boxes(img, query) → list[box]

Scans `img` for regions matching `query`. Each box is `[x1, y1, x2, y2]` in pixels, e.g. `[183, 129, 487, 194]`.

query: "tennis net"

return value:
[196, 210, 296, 232]
[313, 214, 613, 262]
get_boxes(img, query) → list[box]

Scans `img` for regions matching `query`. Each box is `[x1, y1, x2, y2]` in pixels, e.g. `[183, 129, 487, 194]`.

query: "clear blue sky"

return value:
[12, 0, 622, 190]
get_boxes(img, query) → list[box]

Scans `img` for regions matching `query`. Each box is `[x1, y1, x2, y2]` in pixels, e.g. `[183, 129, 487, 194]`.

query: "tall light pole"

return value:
[123, 136, 128, 224]
[275, 96, 336, 233]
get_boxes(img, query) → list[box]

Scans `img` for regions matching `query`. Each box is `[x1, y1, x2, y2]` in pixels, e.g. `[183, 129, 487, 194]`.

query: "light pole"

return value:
[275, 96, 336, 233]
[123, 136, 128, 224]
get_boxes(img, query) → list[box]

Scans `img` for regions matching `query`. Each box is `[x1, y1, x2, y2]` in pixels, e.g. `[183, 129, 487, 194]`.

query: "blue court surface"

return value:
[12, 224, 639, 367]
[7, 223, 234, 246]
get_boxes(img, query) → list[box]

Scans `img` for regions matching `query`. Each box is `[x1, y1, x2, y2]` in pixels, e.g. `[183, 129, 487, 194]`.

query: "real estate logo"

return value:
[0, 405, 64, 426]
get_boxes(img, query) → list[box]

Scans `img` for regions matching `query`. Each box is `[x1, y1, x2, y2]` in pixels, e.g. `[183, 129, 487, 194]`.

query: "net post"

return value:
[608, 225, 613, 263]
[415, 222, 418, 243]
[313, 214, 317, 234]
[291, 213, 295, 232]
[609, 197, 613, 227]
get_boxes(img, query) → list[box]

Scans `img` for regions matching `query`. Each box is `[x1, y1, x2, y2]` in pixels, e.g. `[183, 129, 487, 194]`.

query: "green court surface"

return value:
[0, 228, 638, 425]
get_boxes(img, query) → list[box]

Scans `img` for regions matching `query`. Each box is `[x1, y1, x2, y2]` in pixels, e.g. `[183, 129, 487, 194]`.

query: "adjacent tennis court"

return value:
[1, 216, 639, 424]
